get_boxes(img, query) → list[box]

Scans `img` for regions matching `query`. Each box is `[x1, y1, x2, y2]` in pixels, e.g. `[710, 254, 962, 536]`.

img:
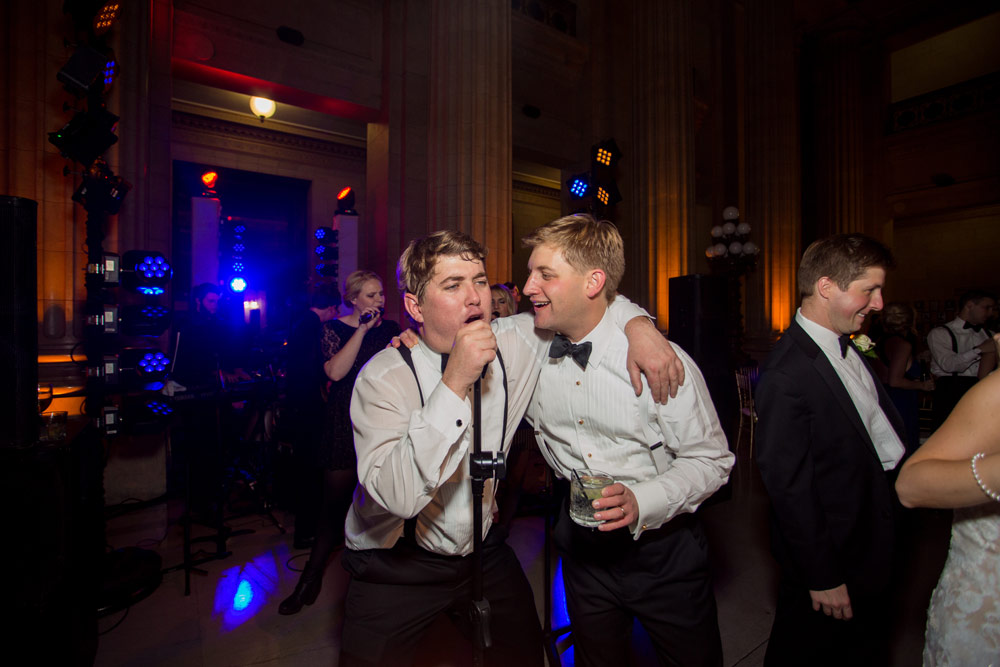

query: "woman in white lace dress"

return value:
[897, 333, 1000, 666]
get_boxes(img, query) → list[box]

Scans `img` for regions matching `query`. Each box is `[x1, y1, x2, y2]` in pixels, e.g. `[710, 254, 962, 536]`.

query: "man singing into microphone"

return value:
[338, 230, 680, 666]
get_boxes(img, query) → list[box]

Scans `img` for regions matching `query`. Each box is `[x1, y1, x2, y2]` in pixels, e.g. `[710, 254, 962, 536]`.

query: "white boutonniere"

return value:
[852, 334, 878, 359]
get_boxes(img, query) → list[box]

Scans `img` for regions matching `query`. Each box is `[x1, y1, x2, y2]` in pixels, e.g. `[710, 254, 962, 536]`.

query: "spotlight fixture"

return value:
[229, 276, 248, 293]
[72, 158, 131, 214]
[566, 173, 590, 200]
[201, 171, 219, 189]
[92, 1, 122, 35]
[121, 250, 172, 295]
[593, 181, 622, 208]
[314, 226, 339, 278]
[118, 347, 172, 390]
[336, 187, 356, 215]
[120, 304, 172, 336]
[591, 139, 622, 170]
[57, 46, 114, 98]
[64, 0, 122, 36]
[49, 107, 120, 166]
[249, 96, 276, 122]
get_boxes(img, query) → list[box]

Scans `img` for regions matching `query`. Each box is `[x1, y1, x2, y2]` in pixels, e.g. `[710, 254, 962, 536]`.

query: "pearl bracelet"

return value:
[971, 453, 1000, 503]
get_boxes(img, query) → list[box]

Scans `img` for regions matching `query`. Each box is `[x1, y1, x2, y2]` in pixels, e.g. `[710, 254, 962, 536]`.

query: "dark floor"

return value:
[93, 443, 951, 666]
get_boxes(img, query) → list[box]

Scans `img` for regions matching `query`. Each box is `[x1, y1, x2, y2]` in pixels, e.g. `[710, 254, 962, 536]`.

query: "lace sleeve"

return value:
[321, 322, 342, 360]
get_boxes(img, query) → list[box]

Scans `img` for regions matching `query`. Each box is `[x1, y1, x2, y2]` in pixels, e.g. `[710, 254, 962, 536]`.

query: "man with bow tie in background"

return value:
[524, 214, 733, 667]
[755, 234, 909, 666]
[927, 288, 997, 429]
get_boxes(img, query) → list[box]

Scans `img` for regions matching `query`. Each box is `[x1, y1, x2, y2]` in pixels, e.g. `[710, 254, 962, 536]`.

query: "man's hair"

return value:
[397, 230, 488, 301]
[193, 282, 221, 302]
[798, 234, 895, 297]
[343, 270, 382, 305]
[958, 289, 996, 311]
[310, 282, 342, 310]
[881, 302, 914, 336]
[521, 214, 624, 302]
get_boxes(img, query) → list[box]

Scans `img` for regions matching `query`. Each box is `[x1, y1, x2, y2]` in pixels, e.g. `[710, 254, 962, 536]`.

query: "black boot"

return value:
[278, 564, 322, 615]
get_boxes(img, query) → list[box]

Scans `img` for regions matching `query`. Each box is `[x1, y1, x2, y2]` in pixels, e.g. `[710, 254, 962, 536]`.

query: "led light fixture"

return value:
[122, 250, 172, 295]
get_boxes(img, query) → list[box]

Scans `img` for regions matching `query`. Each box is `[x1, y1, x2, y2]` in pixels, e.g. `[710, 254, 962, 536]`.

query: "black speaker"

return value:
[1, 196, 39, 448]
[668, 273, 728, 370]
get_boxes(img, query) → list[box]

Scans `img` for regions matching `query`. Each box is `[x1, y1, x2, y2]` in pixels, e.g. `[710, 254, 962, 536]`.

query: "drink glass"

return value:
[40, 411, 67, 443]
[569, 469, 614, 527]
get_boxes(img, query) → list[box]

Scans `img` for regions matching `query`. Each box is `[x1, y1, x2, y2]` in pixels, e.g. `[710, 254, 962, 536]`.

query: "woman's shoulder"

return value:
[330, 318, 357, 334]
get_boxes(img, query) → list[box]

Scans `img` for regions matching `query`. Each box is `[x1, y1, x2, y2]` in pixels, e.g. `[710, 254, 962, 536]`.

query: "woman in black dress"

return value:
[279, 270, 401, 614]
[877, 302, 935, 454]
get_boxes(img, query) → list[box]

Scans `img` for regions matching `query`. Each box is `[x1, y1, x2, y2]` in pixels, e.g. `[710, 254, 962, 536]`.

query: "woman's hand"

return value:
[358, 307, 382, 332]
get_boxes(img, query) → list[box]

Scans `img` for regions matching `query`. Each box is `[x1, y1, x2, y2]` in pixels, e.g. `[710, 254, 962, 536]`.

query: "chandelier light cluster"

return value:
[706, 206, 760, 273]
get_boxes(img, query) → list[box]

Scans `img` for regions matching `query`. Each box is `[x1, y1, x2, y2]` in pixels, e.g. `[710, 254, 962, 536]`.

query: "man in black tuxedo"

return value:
[755, 234, 908, 666]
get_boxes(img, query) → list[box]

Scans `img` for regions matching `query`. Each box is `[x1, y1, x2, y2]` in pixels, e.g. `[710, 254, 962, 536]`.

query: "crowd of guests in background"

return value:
[269, 223, 997, 666]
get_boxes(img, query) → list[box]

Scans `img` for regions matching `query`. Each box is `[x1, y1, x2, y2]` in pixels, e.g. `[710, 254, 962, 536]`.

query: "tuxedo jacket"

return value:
[754, 319, 908, 597]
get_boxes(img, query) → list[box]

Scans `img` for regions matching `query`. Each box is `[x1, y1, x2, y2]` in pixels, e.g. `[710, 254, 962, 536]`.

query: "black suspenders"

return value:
[395, 345, 508, 540]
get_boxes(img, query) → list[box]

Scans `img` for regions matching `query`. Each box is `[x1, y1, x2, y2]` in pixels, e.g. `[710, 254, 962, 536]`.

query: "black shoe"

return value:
[292, 535, 315, 550]
[278, 566, 322, 615]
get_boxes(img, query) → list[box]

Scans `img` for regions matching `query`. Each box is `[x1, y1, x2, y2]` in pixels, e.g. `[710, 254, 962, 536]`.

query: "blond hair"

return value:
[522, 214, 624, 301]
[343, 270, 382, 305]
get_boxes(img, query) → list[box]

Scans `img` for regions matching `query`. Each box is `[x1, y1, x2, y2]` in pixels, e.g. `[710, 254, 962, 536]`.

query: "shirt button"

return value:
[641, 524, 648, 530]
[456, 419, 463, 427]
[577, 418, 584, 425]
[576, 381, 581, 386]
[587, 453, 592, 458]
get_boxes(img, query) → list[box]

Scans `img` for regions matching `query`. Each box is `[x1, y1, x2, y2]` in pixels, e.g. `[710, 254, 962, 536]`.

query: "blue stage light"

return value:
[566, 173, 590, 199]
[229, 276, 247, 293]
[233, 579, 254, 612]
[122, 250, 172, 294]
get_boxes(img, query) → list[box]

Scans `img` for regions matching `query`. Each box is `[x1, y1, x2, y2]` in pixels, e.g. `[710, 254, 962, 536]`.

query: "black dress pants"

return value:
[339, 526, 543, 667]
[764, 580, 890, 667]
[554, 501, 723, 667]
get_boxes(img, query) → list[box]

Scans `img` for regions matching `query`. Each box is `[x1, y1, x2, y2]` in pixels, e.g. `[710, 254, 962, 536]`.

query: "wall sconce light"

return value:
[249, 96, 276, 122]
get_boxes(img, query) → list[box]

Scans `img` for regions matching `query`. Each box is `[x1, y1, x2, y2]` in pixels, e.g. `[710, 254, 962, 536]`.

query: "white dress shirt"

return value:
[528, 308, 734, 539]
[345, 298, 649, 556]
[796, 310, 905, 471]
[928, 317, 989, 377]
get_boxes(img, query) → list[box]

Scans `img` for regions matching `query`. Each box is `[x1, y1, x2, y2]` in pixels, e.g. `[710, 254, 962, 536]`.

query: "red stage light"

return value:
[201, 171, 218, 189]
[337, 187, 352, 200]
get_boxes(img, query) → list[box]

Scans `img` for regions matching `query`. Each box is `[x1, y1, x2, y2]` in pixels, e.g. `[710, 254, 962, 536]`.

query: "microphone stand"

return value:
[469, 371, 505, 667]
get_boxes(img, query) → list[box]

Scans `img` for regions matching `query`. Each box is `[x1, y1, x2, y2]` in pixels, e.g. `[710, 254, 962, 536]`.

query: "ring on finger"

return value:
[619, 507, 626, 520]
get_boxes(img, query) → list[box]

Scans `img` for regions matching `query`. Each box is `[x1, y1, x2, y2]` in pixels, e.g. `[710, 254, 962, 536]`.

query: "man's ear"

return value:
[585, 269, 607, 300]
[816, 276, 835, 300]
[403, 292, 424, 324]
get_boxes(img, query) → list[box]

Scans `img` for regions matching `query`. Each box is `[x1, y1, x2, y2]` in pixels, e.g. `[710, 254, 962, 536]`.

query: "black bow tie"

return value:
[963, 321, 983, 333]
[838, 334, 852, 358]
[549, 334, 592, 369]
[440, 353, 449, 373]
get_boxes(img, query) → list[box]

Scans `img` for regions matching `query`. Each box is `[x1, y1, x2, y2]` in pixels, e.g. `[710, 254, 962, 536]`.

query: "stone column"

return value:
[2, 1, 85, 354]
[427, 0, 512, 282]
[113, 0, 173, 254]
[630, 0, 695, 326]
[743, 0, 800, 352]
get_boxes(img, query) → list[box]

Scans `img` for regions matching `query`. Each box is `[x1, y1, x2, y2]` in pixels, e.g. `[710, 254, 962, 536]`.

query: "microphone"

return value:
[359, 307, 384, 324]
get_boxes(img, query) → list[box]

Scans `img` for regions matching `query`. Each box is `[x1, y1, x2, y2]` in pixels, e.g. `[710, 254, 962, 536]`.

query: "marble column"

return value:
[427, 0, 512, 283]
[630, 0, 695, 326]
[743, 0, 800, 352]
